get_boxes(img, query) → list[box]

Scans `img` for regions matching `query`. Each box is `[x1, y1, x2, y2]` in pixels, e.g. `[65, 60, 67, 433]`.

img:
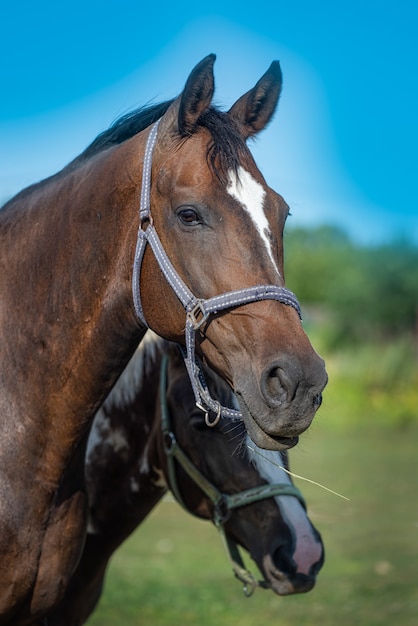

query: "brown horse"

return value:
[49, 333, 324, 625]
[0, 55, 327, 622]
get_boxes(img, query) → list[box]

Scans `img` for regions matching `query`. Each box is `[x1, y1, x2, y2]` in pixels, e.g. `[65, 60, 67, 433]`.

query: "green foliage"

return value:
[284, 225, 418, 347]
[319, 337, 418, 428]
[283, 225, 418, 427]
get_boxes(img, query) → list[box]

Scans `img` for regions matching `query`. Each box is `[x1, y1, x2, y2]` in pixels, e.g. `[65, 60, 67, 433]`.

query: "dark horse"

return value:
[0, 55, 327, 622]
[49, 333, 324, 625]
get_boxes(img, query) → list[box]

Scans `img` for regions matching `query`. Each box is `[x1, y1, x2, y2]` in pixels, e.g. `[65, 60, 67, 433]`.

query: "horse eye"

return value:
[178, 207, 200, 225]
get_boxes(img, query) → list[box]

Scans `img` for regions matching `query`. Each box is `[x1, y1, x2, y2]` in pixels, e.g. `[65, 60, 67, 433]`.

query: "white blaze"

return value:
[247, 438, 322, 575]
[227, 166, 280, 276]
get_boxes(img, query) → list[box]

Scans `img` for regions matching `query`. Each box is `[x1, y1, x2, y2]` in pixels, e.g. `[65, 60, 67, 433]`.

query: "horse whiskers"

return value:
[230, 433, 249, 460]
[246, 445, 350, 501]
[219, 423, 247, 454]
[219, 420, 245, 437]
[227, 439, 248, 460]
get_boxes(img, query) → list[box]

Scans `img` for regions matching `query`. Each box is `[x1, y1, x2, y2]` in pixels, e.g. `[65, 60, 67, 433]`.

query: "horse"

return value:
[0, 54, 327, 622]
[48, 333, 324, 625]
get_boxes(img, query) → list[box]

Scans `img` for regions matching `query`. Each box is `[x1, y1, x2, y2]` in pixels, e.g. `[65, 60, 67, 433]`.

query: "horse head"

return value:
[157, 341, 324, 595]
[137, 55, 327, 450]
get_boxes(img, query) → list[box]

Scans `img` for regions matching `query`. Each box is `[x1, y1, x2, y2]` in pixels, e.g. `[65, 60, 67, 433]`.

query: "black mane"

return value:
[77, 99, 248, 182]
[79, 100, 174, 161]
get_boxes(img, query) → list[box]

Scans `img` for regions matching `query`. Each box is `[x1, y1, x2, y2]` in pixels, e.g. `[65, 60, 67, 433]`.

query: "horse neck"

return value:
[0, 135, 149, 480]
[86, 341, 167, 534]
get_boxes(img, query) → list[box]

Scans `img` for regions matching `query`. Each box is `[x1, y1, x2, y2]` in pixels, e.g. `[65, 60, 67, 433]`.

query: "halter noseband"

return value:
[132, 120, 302, 422]
[159, 353, 306, 596]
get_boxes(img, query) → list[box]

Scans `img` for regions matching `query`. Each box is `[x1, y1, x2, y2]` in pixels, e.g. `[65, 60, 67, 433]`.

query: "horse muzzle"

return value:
[261, 534, 325, 596]
[234, 354, 328, 451]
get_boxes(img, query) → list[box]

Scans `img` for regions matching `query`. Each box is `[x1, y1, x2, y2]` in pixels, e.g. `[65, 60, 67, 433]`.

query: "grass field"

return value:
[86, 416, 418, 626]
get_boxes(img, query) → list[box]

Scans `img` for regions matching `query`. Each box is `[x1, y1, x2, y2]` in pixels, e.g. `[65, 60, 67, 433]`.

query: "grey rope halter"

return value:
[132, 120, 302, 421]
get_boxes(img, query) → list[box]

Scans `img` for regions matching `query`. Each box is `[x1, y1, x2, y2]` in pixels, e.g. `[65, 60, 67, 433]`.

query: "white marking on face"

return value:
[227, 166, 280, 276]
[246, 437, 322, 575]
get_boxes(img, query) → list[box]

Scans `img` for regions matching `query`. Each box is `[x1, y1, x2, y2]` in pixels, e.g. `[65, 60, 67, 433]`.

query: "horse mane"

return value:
[75, 99, 249, 183]
[77, 100, 175, 163]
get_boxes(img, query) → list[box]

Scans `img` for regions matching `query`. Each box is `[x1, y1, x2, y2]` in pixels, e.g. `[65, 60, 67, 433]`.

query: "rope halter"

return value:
[132, 120, 302, 422]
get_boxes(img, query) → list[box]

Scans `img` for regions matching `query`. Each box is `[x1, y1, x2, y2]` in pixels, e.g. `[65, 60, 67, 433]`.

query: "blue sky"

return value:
[1, 1, 417, 244]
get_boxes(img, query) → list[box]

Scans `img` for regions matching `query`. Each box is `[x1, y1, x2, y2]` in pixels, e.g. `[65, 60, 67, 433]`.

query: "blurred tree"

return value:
[284, 226, 418, 347]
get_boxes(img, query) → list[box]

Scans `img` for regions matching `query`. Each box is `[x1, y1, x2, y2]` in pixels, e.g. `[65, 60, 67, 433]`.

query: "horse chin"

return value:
[237, 400, 299, 451]
[245, 418, 299, 452]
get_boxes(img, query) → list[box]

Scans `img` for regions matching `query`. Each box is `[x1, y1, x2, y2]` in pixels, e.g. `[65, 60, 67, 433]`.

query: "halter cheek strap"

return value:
[132, 120, 302, 421]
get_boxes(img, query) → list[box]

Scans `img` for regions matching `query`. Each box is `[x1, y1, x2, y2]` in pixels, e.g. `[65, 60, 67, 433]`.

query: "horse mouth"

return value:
[235, 393, 299, 451]
[270, 434, 299, 449]
[258, 433, 299, 451]
[244, 414, 299, 451]
[264, 566, 315, 596]
[261, 554, 317, 596]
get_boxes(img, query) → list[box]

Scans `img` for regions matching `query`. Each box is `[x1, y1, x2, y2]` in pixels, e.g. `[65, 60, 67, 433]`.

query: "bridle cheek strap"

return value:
[132, 120, 302, 421]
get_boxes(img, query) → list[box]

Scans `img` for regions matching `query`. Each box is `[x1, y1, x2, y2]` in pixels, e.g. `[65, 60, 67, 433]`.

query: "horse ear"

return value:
[158, 54, 216, 140]
[178, 54, 216, 135]
[228, 61, 282, 138]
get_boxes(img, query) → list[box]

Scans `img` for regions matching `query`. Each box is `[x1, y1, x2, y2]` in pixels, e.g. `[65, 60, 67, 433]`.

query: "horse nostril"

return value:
[313, 393, 322, 410]
[261, 362, 295, 408]
[261, 359, 326, 411]
[266, 369, 283, 403]
[272, 544, 293, 575]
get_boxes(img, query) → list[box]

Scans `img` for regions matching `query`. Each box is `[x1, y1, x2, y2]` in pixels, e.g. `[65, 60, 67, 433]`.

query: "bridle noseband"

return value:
[159, 353, 306, 596]
[132, 120, 303, 422]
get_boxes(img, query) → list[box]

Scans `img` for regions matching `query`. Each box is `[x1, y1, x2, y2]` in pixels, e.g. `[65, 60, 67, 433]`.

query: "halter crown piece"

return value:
[132, 120, 302, 422]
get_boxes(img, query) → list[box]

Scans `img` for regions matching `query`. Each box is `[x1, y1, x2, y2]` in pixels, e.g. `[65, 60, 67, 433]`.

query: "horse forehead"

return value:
[227, 166, 280, 276]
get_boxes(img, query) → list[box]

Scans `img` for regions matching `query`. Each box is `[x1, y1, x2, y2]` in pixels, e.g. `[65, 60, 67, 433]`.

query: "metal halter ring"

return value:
[196, 401, 222, 427]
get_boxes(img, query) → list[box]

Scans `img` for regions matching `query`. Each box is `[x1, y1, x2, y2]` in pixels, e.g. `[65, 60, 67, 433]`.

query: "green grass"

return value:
[86, 420, 418, 626]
